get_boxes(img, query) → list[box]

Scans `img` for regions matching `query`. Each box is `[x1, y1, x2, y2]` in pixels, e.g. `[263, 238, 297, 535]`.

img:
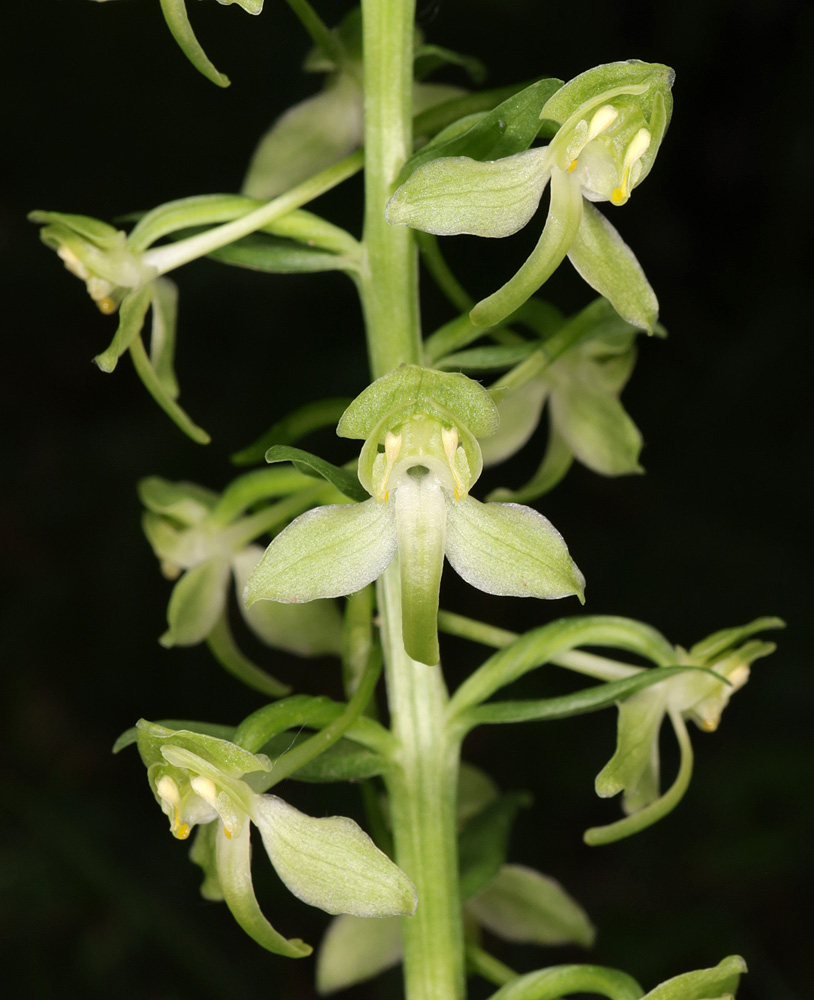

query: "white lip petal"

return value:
[244, 498, 396, 606]
[444, 495, 585, 600]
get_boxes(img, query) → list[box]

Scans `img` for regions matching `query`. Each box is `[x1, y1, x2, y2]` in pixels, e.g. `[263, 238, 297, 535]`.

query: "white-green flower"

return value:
[482, 301, 647, 493]
[585, 618, 782, 844]
[139, 476, 343, 692]
[136, 721, 416, 958]
[245, 366, 584, 666]
[386, 61, 673, 331]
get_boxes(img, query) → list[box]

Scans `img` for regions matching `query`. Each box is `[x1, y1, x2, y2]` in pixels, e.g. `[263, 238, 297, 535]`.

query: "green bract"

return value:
[245, 366, 584, 666]
[134, 721, 415, 957]
[387, 60, 673, 331]
[585, 618, 782, 845]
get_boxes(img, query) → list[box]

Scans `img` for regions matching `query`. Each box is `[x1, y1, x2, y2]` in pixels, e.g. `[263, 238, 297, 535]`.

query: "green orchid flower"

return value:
[585, 618, 783, 845]
[386, 60, 673, 331]
[482, 299, 654, 501]
[140, 475, 343, 694]
[245, 366, 585, 666]
[133, 721, 416, 958]
[29, 209, 211, 442]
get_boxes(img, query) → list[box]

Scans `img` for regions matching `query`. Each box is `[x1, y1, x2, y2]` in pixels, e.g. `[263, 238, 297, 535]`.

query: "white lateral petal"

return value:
[444, 495, 585, 600]
[244, 499, 396, 605]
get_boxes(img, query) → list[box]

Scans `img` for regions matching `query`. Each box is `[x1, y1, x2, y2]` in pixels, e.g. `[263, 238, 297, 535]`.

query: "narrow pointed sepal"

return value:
[394, 477, 447, 665]
[244, 499, 396, 606]
[216, 820, 312, 957]
[444, 496, 585, 602]
[251, 795, 417, 917]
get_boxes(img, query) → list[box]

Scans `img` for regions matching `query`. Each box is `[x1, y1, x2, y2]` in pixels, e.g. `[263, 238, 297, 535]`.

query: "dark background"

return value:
[2, 1, 811, 997]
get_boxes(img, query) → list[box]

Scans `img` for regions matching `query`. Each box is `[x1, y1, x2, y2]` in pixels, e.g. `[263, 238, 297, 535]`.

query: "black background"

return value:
[1, 1, 811, 998]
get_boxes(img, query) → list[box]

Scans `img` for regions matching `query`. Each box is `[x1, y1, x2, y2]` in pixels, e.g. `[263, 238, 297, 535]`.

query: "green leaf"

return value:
[263, 445, 368, 502]
[469, 666, 708, 727]
[467, 864, 595, 947]
[254, 733, 385, 783]
[399, 77, 564, 183]
[641, 956, 746, 1000]
[459, 792, 531, 901]
[448, 616, 676, 719]
[158, 0, 230, 88]
[204, 232, 356, 274]
[252, 795, 417, 917]
[316, 914, 403, 995]
[231, 397, 351, 466]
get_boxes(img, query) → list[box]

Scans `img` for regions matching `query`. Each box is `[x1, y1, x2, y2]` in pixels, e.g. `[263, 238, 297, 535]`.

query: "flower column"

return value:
[360, 2, 465, 998]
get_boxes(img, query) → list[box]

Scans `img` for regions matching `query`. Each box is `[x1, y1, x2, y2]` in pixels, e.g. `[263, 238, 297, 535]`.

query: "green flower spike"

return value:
[387, 61, 673, 331]
[140, 476, 343, 693]
[585, 618, 783, 845]
[134, 721, 416, 958]
[245, 366, 585, 666]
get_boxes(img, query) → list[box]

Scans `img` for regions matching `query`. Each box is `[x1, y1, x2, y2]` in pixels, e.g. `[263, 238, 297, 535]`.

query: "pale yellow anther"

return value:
[587, 104, 619, 142]
[57, 245, 89, 280]
[611, 128, 652, 206]
[441, 426, 464, 500]
[381, 431, 403, 501]
[157, 775, 180, 807]
[567, 159, 579, 173]
[190, 775, 218, 807]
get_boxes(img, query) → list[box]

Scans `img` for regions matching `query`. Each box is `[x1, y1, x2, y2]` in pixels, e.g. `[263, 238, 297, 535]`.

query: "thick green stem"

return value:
[360, 0, 421, 377]
[379, 563, 465, 1000]
[359, 4, 463, 997]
